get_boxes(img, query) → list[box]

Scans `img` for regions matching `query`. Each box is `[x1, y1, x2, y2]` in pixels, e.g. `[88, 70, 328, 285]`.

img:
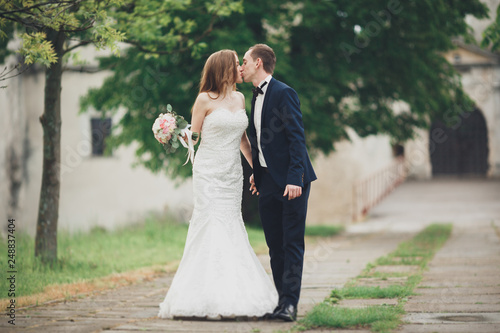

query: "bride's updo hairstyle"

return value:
[199, 49, 239, 97]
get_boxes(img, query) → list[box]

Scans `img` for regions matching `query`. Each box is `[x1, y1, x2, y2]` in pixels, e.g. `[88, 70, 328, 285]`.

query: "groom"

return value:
[241, 44, 317, 321]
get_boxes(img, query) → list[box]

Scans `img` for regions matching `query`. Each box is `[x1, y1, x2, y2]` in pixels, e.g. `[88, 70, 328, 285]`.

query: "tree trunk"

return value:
[35, 29, 65, 264]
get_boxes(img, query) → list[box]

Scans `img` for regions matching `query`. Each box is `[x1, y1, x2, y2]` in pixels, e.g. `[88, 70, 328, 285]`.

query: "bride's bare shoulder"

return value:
[233, 91, 245, 106]
[196, 92, 212, 102]
[192, 93, 212, 116]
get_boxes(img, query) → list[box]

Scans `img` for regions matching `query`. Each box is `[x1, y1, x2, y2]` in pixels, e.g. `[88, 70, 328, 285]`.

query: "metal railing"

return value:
[352, 156, 407, 222]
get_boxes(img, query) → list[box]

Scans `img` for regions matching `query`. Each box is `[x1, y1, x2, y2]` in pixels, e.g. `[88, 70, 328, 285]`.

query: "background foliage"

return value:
[81, 0, 490, 180]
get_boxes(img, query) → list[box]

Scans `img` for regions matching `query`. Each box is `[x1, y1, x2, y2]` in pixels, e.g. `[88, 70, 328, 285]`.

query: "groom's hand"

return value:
[284, 184, 302, 200]
[249, 174, 259, 195]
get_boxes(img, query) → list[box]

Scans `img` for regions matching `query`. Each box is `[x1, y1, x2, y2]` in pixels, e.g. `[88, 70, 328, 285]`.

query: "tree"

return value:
[283, 0, 489, 150]
[1, 0, 124, 264]
[81, 0, 488, 224]
[0, 0, 242, 263]
[482, 3, 500, 51]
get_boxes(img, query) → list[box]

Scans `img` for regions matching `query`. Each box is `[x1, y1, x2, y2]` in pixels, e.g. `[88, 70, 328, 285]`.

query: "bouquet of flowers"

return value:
[152, 104, 198, 165]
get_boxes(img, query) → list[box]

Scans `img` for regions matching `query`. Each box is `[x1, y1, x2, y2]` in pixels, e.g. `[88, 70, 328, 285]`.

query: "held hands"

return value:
[249, 174, 302, 200]
[249, 174, 259, 195]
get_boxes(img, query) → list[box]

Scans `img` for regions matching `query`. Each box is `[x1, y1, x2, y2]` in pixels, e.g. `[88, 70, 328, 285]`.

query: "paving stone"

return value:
[391, 256, 424, 261]
[355, 276, 408, 287]
[404, 302, 500, 313]
[404, 312, 500, 324]
[406, 294, 500, 305]
[370, 265, 420, 274]
[422, 265, 500, 274]
[430, 258, 500, 266]
[110, 319, 294, 333]
[301, 330, 371, 333]
[338, 298, 398, 307]
[413, 287, 500, 296]
[4, 319, 126, 333]
[400, 215, 500, 331]
[398, 323, 500, 333]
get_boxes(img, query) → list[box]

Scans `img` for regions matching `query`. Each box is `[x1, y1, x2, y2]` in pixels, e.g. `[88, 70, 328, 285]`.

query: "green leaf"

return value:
[18, 32, 58, 66]
[78, 0, 489, 181]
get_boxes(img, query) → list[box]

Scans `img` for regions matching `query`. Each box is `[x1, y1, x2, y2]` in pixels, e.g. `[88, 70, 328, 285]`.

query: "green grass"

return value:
[296, 223, 453, 333]
[0, 216, 342, 301]
[365, 223, 452, 274]
[298, 303, 404, 332]
[304, 225, 344, 237]
[385, 223, 452, 262]
[327, 285, 413, 303]
[0, 216, 188, 298]
[0, 215, 270, 299]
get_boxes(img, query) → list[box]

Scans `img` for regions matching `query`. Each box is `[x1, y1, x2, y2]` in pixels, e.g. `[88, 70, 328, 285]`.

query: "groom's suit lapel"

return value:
[250, 87, 258, 137]
[260, 78, 275, 129]
[250, 100, 256, 137]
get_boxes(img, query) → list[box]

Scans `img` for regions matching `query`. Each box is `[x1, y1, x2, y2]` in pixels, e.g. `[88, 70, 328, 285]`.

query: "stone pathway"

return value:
[2, 179, 499, 333]
[3, 230, 412, 333]
[398, 221, 500, 333]
[358, 179, 500, 333]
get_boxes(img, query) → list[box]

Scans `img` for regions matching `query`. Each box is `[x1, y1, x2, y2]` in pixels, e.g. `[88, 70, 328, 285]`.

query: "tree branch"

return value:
[0, 64, 32, 83]
[0, 1, 77, 16]
[0, 13, 43, 30]
[124, 13, 217, 55]
[63, 40, 91, 54]
[1, 0, 93, 32]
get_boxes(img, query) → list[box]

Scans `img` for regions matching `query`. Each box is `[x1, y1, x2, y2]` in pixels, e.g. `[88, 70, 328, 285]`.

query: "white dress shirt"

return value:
[254, 75, 273, 168]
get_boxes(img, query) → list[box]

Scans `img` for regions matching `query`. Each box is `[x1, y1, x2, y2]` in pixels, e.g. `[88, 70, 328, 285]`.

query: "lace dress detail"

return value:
[158, 108, 278, 319]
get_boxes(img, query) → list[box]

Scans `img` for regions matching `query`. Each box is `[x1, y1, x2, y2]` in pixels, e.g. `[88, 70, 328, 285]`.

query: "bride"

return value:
[158, 50, 278, 319]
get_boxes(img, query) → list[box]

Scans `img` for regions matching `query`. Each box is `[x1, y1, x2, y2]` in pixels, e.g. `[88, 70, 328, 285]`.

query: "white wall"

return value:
[1, 47, 194, 236]
[466, 0, 500, 42]
[307, 130, 395, 225]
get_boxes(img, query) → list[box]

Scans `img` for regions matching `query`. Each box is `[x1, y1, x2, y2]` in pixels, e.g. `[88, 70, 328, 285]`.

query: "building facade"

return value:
[1, 1, 499, 233]
[405, 41, 500, 179]
[1, 47, 193, 236]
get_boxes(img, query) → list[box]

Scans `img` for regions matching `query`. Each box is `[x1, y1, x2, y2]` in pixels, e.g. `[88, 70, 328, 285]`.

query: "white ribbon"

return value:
[179, 125, 195, 165]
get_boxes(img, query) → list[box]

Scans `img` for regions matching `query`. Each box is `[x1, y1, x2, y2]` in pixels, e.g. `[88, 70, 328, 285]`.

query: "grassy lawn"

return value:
[0, 216, 343, 308]
[295, 223, 452, 333]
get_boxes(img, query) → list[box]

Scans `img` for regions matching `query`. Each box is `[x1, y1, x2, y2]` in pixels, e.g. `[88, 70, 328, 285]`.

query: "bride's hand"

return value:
[249, 174, 259, 196]
[180, 132, 199, 143]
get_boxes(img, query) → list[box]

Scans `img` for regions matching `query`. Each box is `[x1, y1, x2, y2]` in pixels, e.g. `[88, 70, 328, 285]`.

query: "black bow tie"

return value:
[252, 81, 268, 98]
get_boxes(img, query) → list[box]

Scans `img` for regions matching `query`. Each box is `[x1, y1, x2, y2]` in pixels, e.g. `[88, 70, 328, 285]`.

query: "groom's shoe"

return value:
[274, 304, 297, 322]
[272, 304, 283, 316]
[262, 305, 282, 320]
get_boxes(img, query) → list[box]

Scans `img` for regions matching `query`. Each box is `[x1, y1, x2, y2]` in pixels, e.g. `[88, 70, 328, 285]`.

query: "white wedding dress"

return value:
[158, 108, 278, 319]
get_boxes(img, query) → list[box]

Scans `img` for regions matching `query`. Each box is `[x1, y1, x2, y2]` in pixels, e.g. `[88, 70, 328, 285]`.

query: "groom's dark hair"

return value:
[249, 44, 276, 74]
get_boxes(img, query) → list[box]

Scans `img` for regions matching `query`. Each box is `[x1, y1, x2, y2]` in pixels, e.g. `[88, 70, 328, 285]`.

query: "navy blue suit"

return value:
[248, 77, 316, 308]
